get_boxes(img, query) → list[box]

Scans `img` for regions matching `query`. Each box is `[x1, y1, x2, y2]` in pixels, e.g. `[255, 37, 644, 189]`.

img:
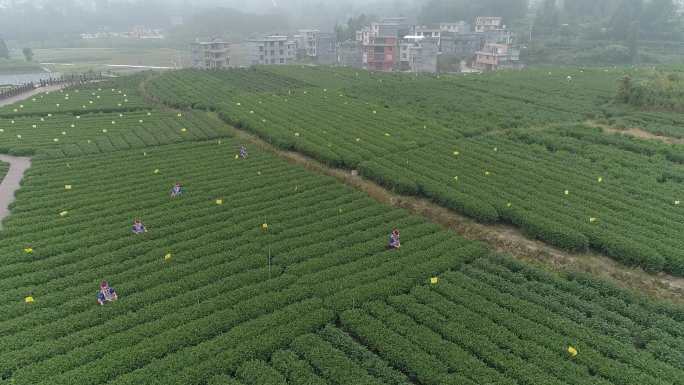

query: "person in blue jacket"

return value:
[170, 182, 183, 197]
[97, 281, 118, 305]
[239, 145, 248, 159]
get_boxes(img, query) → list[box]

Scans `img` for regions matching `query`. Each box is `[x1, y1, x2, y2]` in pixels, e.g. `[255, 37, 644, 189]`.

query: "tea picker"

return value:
[170, 183, 183, 198]
[388, 228, 401, 249]
[132, 219, 147, 234]
[97, 281, 118, 305]
[239, 145, 248, 159]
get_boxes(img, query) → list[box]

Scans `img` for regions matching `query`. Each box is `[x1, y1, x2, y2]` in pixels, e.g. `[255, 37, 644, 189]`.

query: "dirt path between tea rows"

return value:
[228, 124, 684, 304]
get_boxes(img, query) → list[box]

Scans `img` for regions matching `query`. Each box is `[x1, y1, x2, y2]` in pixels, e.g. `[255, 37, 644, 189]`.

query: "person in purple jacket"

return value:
[97, 281, 118, 305]
[132, 219, 146, 234]
[388, 228, 401, 249]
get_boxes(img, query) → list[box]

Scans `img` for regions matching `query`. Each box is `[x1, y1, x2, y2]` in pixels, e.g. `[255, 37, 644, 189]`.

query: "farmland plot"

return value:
[0, 139, 681, 384]
[147, 66, 684, 275]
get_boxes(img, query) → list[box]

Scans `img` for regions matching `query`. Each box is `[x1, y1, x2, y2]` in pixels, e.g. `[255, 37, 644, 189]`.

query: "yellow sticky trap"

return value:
[372, 110, 377, 114]
[355, 138, 361, 142]
[16, 135, 21, 139]
[216, 199, 223, 205]
[177, 113, 182, 117]
[71, 124, 75, 128]
[261, 223, 268, 231]
[430, 277, 439, 285]
[294, 132, 300, 137]
[567, 346, 578, 357]
[493, 147, 498, 152]
[218, 140, 222, 145]
[453, 176, 458, 181]
[675, 200, 681, 205]
[154, 169, 160, 174]
[59, 211, 68, 217]
[597, 177, 603, 183]
[24, 247, 33, 254]
[112, 121, 116, 124]
[102, 129, 107, 133]
[181, 128, 187, 132]
[257, 171, 262, 176]
[485, 171, 491, 176]
[147, 112, 152, 116]
[384, 133, 390, 137]
[53, 138, 59, 142]
[164, 253, 172, 261]
[589, 217, 597, 223]
[24, 296, 34, 303]
[235, 154, 239, 159]
[453, 151, 459, 156]
[564, 190, 569, 195]
[139, 120, 143, 123]
[32, 125, 37, 128]
[506, 202, 512, 208]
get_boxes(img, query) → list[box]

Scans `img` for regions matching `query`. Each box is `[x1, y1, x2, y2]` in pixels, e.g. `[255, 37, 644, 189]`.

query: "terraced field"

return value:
[147, 67, 684, 275]
[0, 72, 680, 384]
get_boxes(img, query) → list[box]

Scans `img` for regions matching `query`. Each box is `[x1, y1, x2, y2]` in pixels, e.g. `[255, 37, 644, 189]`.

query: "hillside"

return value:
[0, 72, 680, 384]
[147, 66, 684, 276]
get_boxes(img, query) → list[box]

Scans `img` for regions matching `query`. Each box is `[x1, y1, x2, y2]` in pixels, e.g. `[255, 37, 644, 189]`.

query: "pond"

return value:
[0, 72, 63, 86]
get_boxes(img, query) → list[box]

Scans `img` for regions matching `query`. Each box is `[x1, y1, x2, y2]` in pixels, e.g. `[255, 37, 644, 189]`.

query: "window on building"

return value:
[279, 58, 285, 64]
[271, 58, 276, 64]
[259, 46, 263, 52]
[279, 41, 284, 46]
[280, 49, 284, 55]
[270, 50, 275, 55]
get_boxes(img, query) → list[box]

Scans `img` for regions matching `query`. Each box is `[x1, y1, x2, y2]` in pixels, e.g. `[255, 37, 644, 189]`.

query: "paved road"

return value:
[0, 155, 31, 228]
[0, 86, 46, 227]
[0, 84, 66, 108]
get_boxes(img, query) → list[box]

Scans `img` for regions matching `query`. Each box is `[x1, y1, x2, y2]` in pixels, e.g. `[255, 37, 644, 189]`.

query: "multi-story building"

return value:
[317, 32, 337, 65]
[474, 42, 521, 71]
[356, 17, 409, 71]
[475, 17, 504, 33]
[399, 36, 439, 73]
[363, 35, 398, 71]
[439, 22, 470, 34]
[295, 29, 319, 58]
[440, 33, 484, 57]
[338, 40, 363, 68]
[248, 35, 296, 65]
[191, 39, 230, 69]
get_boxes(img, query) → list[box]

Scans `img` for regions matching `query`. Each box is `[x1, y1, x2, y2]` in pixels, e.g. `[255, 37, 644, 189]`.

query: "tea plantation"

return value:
[148, 66, 684, 275]
[0, 73, 681, 385]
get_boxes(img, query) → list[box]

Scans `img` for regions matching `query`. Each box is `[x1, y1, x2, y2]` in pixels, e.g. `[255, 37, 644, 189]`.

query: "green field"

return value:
[0, 71, 681, 384]
[146, 66, 684, 276]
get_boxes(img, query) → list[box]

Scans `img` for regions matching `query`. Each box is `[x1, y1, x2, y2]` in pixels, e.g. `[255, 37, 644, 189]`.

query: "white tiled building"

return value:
[248, 35, 297, 65]
[191, 39, 230, 69]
